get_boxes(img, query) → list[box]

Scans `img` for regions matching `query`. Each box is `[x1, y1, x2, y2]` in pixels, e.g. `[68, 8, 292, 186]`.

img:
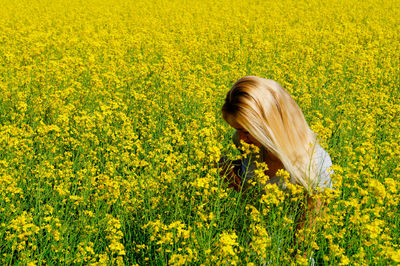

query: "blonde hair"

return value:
[222, 76, 319, 192]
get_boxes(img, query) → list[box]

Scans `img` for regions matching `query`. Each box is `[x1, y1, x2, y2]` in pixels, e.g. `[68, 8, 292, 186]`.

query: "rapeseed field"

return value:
[0, 0, 399, 264]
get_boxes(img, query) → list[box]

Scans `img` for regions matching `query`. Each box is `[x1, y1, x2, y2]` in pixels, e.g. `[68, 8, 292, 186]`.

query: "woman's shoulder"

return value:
[314, 143, 334, 190]
[314, 144, 332, 167]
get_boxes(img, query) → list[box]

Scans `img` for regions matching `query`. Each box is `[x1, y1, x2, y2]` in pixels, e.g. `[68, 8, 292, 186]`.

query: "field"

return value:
[0, 0, 399, 264]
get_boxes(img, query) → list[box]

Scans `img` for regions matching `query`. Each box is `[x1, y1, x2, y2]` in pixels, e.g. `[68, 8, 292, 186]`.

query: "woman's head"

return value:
[222, 76, 319, 191]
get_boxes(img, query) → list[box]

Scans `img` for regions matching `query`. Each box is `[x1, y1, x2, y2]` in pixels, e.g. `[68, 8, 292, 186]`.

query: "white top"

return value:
[232, 132, 333, 190]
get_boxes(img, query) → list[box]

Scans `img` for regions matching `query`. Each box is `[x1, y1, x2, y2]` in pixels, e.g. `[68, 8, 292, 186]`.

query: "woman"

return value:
[220, 76, 334, 259]
[221, 76, 333, 192]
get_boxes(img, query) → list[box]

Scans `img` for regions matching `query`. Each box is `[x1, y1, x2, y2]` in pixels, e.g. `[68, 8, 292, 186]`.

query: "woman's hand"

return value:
[218, 158, 241, 192]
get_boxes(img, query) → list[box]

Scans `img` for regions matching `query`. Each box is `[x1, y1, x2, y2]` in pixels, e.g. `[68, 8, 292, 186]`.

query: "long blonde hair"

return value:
[222, 76, 319, 192]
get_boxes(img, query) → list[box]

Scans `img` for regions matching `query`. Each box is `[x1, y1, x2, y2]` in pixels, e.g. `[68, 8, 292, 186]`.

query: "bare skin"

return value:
[262, 148, 284, 178]
[222, 117, 285, 190]
[227, 118, 285, 178]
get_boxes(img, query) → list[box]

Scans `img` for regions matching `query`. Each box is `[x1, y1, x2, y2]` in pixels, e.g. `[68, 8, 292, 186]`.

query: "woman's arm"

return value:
[294, 145, 333, 254]
[294, 194, 326, 254]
